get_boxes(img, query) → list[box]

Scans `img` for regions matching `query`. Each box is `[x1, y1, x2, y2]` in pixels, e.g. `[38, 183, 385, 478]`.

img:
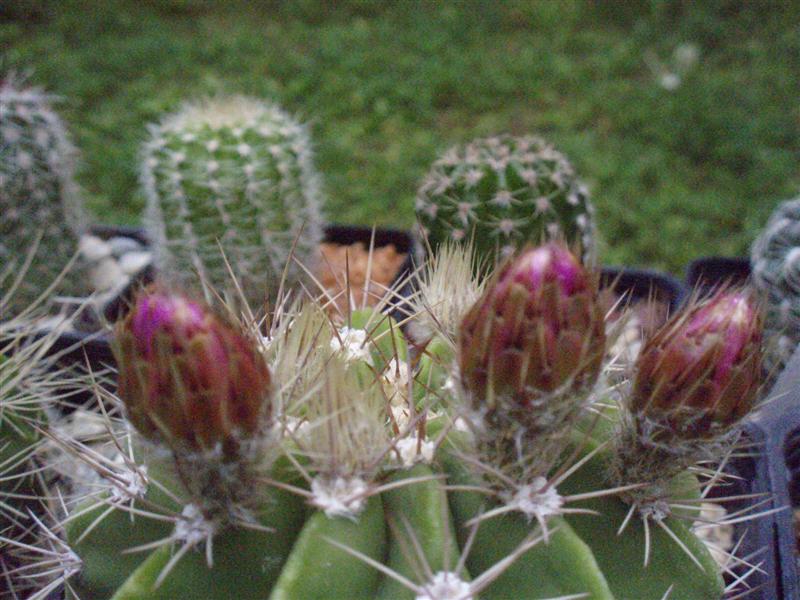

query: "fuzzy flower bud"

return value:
[632, 290, 763, 439]
[115, 290, 272, 453]
[459, 243, 605, 431]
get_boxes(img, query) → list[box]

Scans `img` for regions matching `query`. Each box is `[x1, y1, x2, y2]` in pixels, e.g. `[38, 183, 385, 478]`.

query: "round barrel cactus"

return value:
[0, 75, 86, 307]
[751, 197, 800, 372]
[141, 96, 324, 309]
[415, 135, 595, 266]
[12, 244, 766, 599]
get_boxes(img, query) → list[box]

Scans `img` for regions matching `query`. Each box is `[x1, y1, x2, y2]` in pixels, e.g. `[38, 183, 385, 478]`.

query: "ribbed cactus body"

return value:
[751, 197, 800, 371]
[0, 78, 85, 305]
[142, 96, 323, 308]
[415, 135, 594, 266]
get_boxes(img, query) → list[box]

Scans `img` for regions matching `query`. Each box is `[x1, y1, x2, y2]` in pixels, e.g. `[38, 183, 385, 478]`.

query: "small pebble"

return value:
[118, 251, 152, 275]
[79, 235, 112, 262]
[108, 236, 143, 257]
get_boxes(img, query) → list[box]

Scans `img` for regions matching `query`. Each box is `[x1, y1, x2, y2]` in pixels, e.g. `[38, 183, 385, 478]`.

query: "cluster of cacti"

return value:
[0, 75, 86, 308]
[141, 96, 324, 311]
[0, 239, 770, 600]
[751, 196, 800, 373]
[415, 135, 595, 267]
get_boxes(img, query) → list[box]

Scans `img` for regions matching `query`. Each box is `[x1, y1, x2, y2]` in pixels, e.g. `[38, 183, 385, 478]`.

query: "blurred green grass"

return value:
[2, 0, 798, 273]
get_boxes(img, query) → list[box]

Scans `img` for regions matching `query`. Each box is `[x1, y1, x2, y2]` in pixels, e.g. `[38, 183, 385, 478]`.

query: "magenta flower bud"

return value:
[632, 289, 763, 439]
[115, 288, 272, 452]
[459, 243, 605, 429]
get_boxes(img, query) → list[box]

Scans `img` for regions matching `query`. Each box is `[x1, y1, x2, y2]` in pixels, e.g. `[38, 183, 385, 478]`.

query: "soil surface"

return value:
[317, 241, 407, 314]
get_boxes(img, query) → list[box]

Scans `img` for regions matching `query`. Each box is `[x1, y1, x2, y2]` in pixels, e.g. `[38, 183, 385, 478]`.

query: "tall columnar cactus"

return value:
[751, 197, 800, 372]
[415, 135, 595, 267]
[0, 76, 86, 306]
[141, 96, 324, 310]
[18, 244, 766, 599]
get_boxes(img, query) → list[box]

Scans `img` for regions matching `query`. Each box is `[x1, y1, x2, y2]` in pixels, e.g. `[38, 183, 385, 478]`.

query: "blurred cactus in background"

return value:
[415, 135, 594, 267]
[142, 96, 324, 311]
[751, 197, 800, 372]
[0, 75, 86, 308]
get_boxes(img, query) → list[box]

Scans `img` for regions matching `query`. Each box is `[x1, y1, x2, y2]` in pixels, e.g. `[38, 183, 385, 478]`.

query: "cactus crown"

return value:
[0, 75, 86, 306]
[141, 95, 324, 311]
[416, 134, 595, 267]
[751, 196, 800, 371]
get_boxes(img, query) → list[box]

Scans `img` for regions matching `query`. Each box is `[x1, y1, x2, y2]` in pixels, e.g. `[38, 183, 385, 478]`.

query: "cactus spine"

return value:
[0, 76, 86, 306]
[751, 197, 800, 372]
[142, 96, 324, 310]
[0, 271, 64, 595]
[9, 244, 766, 599]
[416, 135, 595, 266]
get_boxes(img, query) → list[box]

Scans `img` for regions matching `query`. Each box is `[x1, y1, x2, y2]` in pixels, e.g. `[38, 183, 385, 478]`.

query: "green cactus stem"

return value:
[0, 76, 86, 307]
[141, 96, 324, 310]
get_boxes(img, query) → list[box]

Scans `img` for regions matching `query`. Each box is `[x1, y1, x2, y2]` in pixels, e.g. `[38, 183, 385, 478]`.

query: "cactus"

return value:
[751, 197, 800, 372]
[0, 75, 87, 308]
[10, 244, 768, 599]
[0, 264, 65, 595]
[141, 96, 324, 311]
[415, 135, 595, 267]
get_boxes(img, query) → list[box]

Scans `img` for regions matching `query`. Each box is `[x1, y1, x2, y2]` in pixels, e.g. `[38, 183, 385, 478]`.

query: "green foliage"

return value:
[142, 96, 323, 306]
[2, 1, 798, 272]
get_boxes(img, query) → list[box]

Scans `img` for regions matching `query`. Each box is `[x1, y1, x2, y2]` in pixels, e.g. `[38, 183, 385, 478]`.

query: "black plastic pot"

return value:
[600, 266, 688, 315]
[321, 224, 417, 328]
[740, 345, 800, 600]
[685, 256, 751, 296]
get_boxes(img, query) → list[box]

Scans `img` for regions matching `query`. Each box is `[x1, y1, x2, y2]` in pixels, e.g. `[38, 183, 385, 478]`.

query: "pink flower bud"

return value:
[632, 290, 763, 439]
[459, 243, 605, 427]
[115, 289, 272, 452]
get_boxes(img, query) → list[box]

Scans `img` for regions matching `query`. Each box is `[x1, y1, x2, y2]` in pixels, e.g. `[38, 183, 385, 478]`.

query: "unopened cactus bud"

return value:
[459, 243, 605, 432]
[632, 289, 763, 440]
[115, 289, 272, 453]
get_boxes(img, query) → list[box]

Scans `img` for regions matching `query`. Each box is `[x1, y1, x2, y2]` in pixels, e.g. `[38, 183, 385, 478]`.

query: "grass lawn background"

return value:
[2, 0, 798, 273]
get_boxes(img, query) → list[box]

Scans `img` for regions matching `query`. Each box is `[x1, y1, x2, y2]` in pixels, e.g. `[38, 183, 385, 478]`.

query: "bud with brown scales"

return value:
[631, 288, 763, 443]
[611, 288, 765, 505]
[457, 242, 606, 483]
[115, 288, 273, 458]
[459, 242, 606, 435]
